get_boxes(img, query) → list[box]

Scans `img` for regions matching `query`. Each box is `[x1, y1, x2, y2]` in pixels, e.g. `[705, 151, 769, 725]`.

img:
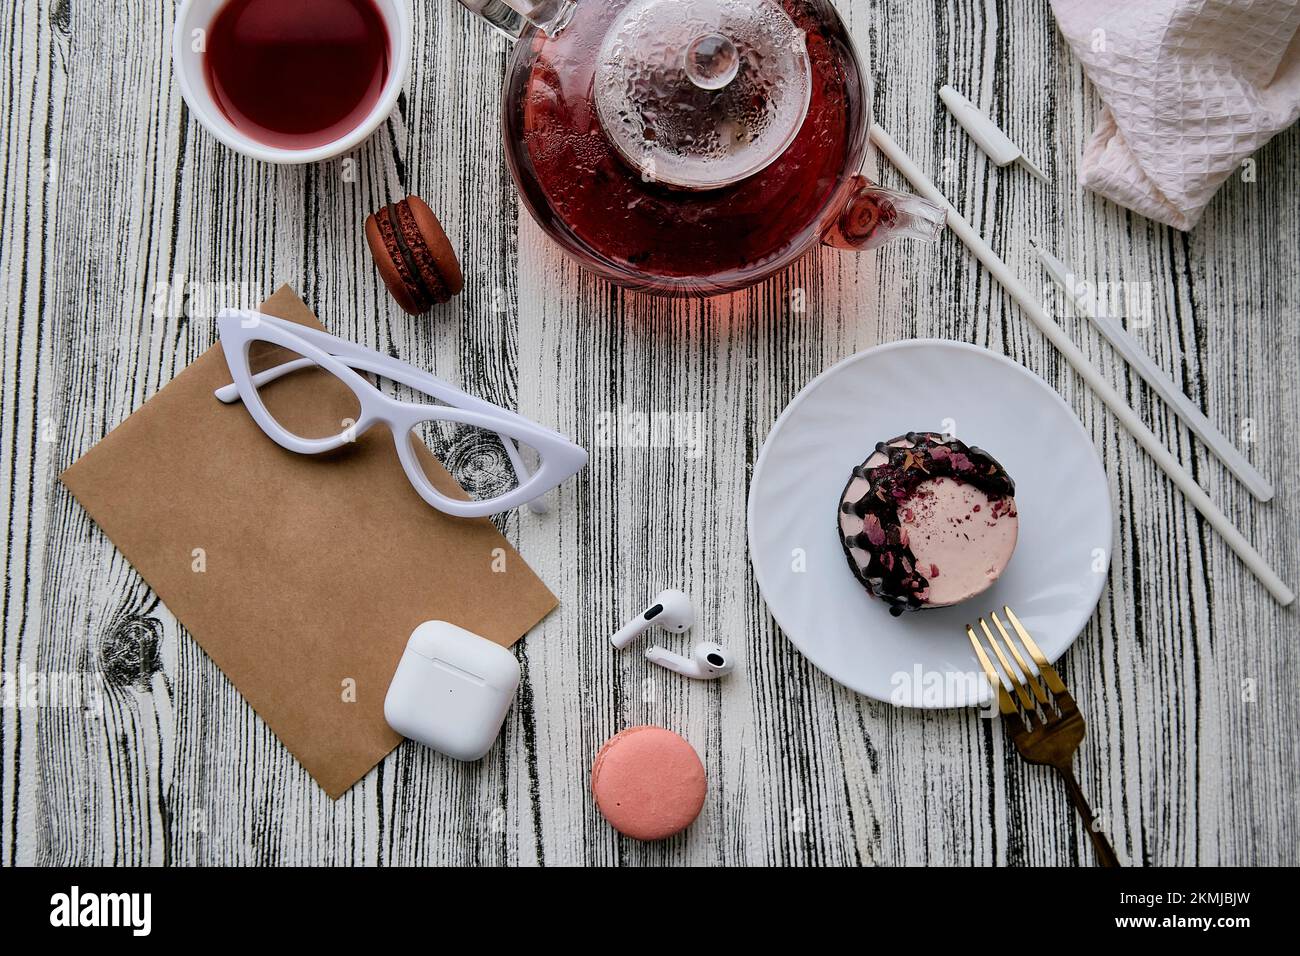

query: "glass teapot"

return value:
[457, 0, 944, 297]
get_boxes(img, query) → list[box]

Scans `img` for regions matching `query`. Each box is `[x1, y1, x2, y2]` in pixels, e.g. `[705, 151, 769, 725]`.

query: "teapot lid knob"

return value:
[684, 33, 740, 90]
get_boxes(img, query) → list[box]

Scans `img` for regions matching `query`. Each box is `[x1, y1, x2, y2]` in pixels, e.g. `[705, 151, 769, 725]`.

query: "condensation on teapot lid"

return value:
[594, 0, 812, 190]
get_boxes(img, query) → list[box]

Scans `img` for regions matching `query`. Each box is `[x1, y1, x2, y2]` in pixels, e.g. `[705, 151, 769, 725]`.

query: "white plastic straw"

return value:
[1032, 241, 1274, 502]
[868, 123, 1294, 607]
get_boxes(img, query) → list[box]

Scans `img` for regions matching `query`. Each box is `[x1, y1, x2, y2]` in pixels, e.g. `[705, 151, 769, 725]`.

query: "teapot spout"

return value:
[823, 175, 946, 252]
[457, 0, 576, 39]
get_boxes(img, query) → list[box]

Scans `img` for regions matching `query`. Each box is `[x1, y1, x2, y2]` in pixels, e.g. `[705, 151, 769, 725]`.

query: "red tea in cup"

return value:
[204, 0, 391, 151]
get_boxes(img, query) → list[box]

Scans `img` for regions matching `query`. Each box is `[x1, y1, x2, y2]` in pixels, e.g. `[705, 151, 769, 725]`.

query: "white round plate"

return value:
[747, 340, 1112, 708]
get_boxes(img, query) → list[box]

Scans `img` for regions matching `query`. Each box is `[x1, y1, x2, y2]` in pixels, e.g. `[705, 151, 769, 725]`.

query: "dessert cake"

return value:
[837, 431, 1018, 616]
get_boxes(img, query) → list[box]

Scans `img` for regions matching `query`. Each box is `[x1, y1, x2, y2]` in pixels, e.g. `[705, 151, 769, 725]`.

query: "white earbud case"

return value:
[383, 621, 521, 761]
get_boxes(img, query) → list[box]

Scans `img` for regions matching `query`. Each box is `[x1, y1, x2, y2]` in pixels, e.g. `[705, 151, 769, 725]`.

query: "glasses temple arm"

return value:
[214, 358, 316, 404]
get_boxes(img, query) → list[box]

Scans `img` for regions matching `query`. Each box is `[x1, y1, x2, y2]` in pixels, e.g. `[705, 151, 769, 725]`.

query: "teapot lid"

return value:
[594, 0, 812, 190]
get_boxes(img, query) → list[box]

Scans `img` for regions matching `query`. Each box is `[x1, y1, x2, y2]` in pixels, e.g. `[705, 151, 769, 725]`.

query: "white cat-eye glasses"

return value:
[214, 310, 587, 518]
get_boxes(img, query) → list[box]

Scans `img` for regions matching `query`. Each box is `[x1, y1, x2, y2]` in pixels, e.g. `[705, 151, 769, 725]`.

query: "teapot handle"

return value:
[456, 0, 576, 39]
[822, 175, 946, 252]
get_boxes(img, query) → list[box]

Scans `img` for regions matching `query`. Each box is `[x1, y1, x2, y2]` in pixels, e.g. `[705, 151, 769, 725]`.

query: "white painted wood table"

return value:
[2, 0, 1298, 866]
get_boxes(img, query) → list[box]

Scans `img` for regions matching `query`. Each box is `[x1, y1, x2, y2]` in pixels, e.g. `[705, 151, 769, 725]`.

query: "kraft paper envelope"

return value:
[61, 286, 557, 798]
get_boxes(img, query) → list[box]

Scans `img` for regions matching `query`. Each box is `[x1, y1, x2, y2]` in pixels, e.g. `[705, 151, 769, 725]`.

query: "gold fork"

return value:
[966, 606, 1119, 867]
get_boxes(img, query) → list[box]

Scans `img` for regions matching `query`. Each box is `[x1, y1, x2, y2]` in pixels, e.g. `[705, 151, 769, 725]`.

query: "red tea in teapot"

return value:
[504, 0, 866, 295]
[205, 0, 391, 151]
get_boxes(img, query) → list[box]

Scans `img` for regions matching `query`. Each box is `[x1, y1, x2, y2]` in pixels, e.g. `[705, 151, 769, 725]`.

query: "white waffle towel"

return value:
[1050, 0, 1300, 230]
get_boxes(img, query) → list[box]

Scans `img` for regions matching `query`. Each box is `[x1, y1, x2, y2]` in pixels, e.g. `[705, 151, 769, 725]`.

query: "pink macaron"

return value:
[591, 726, 707, 841]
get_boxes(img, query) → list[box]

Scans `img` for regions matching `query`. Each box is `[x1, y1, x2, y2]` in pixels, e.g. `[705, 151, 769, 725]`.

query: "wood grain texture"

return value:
[1, 0, 1297, 866]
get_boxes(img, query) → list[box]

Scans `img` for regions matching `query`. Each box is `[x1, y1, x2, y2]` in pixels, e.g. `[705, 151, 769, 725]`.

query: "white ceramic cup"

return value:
[172, 0, 412, 165]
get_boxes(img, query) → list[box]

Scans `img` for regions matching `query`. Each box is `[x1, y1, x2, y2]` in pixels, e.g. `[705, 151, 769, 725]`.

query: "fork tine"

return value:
[1004, 605, 1068, 695]
[966, 625, 1017, 716]
[980, 618, 1035, 713]
[991, 611, 1047, 704]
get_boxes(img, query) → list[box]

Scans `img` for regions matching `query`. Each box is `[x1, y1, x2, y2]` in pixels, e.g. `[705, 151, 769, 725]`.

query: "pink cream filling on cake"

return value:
[898, 476, 1018, 607]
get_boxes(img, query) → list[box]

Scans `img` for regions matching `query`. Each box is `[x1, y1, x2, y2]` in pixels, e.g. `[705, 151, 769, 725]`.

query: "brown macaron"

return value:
[365, 195, 464, 315]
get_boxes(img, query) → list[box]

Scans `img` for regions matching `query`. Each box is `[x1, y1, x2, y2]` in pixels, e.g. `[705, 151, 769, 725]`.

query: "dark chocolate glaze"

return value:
[836, 431, 1016, 616]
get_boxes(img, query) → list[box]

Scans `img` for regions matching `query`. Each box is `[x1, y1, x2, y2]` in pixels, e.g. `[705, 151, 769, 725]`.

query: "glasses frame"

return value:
[214, 310, 587, 518]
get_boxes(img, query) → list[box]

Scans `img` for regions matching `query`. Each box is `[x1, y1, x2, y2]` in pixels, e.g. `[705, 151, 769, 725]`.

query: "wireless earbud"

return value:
[645, 641, 734, 681]
[611, 589, 694, 649]
[611, 590, 736, 681]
